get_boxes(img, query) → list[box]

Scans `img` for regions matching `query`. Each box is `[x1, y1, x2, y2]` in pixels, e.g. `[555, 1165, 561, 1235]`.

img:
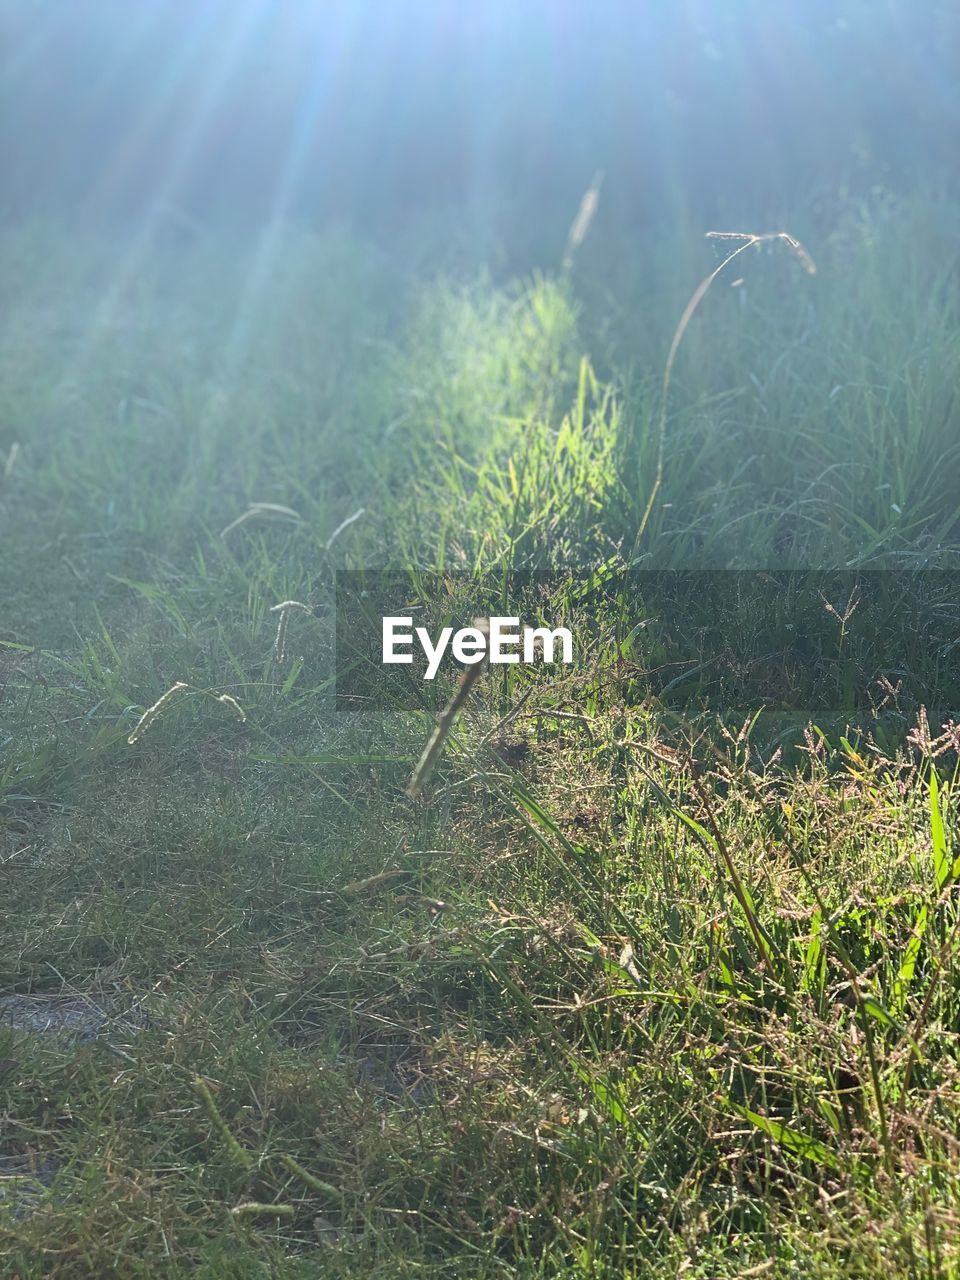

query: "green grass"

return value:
[1, 194, 960, 1276]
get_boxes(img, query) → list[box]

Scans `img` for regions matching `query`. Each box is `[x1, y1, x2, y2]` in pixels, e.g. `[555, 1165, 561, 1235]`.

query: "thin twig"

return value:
[406, 620, 489, 799]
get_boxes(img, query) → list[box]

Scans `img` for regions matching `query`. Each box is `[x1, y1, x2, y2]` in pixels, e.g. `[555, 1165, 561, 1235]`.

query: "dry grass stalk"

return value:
[637, 229, 817, 544]
[406, 619, 489, 800]
[127, 681, 248, 743]
[127, 681, 188, 744]
[325, 507, 365, 550]
[217, 693, 247, 721]
[270, 599, 314, 663]
[563, 171, 604, 270]
[220, 502, 302, 539]
[274, 608, 290, 664]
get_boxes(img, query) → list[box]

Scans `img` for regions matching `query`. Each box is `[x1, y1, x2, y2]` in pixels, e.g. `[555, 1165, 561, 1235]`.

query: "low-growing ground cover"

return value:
[1, 196, 959, 1275]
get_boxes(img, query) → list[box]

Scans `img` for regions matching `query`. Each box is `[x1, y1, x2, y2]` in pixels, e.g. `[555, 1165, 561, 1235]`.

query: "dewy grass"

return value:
[1, 204, 959, 1276]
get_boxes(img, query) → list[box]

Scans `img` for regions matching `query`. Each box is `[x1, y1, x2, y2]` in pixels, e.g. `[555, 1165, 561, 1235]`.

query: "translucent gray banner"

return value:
[335, 570, 959, 724]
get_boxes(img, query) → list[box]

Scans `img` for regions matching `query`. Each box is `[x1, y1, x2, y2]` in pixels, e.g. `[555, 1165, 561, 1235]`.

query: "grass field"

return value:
[2, 189, 960, 1276]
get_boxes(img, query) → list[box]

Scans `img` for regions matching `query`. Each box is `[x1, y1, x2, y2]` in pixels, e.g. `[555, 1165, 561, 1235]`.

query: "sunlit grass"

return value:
[1, 193, 959, 1275]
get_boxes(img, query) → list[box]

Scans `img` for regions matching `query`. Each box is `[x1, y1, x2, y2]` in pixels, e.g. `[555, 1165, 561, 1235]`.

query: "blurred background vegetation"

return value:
[3, 0, 958, 249]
